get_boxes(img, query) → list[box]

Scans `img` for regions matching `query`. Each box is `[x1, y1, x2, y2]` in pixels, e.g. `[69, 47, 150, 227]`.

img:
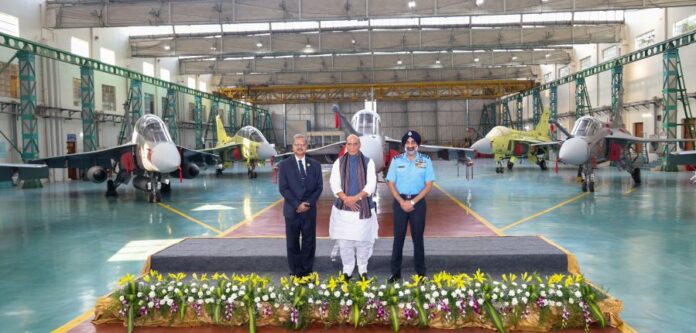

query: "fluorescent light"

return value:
[435, 59, 441, 64]
[545, 53, 550, 58]
[511, 56, 517, 61]
[163, 45, 171, 50]
[351, 39, 356, 44]
[475, 0, 484, 6]
[256, 42, 263, 48]
[306, 43, 312, 48]
[474, 57, 479, 62]
[397, 59, 403, 65]
[408, 1, 416, 9]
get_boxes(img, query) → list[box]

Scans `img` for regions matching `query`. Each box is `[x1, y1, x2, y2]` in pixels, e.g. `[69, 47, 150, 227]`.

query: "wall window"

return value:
[635, 30, 655, 48]
[544, 72, 552, 82]
[72, 78, 81, 107]
[0, 60, 18, 98]
[187, 77, 196, 89]
[579, 56, 592, 70]
[602, 46, 618, 61]
[199, 81, 207, 92]
[100, 47, 115, 65]
[71, 36, 89, 57]
[558, 66, 569, 78]
[143, 62, 154, 76]
[0, 12, 19, 36]
[674, 14, 696, 36]
[160, 68, 170, 82]
[101, 84, 116, 111]
[144, 93, 154, 114]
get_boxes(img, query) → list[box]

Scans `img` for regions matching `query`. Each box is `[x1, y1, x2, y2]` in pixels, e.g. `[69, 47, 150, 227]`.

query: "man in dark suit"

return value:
[278, 133, 323, 277]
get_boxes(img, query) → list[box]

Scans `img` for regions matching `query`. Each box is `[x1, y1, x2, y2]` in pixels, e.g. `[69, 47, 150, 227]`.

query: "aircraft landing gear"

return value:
[105, 179, 118, 197]
[495, 160, 505, 174]
[576, 166, 583, 183]
[580, 164, 595, 193]
[247, 163, 258, 179]
[147, 173, 162, 203]
[507, 161, 514, 170]
[161, 178, 171, 194]
[538, 159, 548, 171]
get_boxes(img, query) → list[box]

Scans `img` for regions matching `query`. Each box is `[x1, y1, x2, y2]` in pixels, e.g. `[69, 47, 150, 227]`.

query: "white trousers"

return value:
[337, 239, 374, 276]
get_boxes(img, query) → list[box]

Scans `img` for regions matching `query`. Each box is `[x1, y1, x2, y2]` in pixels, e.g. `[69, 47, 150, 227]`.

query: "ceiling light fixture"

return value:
[163, 45, 171, 50]
[545, 53, 550, 58]
[435, 59, 441, 64]
[397, 59, 403, 65]
[511, 56, 518, 61]
[475, 0, 484, 6]
[474, 57, 479, 62]
[256, 42, 263, 48]
[408, 1, 416, 9]
[306, 43, 312, 48]
[351, 39, 356, 44]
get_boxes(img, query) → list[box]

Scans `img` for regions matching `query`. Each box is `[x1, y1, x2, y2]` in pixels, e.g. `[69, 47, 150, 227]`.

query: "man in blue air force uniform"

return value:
[278, 134, 323, 277]
[385, 130, 435, 283]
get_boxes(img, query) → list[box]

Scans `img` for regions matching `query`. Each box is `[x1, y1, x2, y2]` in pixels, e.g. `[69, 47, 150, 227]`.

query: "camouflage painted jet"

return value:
[200, 116, 277, 178]
[470, 109, 553, 174]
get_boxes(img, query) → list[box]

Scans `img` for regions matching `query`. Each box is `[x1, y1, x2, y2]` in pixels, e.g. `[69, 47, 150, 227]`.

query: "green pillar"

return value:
[575, 77, 592, 119]
[550, 86, 558, 140]
[480, 104, 493, 135]
[532, 88, 542, 127]
[18, 51, 41, 188]
[241, 105, 251, 127]
[611, 65, 624, 124]
[501, 102, 512, 128]
[80, 65, 97, 152]
[205, 100, 219, 146]
[163, 89, 178, 143]
[118, 79, 142, 144]
[228, 102, 237, 133]
[194, 96, 203, 149]
[515, 96, 523, 130]
[661, 48, 694, 171]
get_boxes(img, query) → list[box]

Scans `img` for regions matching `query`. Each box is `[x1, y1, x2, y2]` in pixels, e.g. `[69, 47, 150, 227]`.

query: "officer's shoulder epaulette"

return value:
[393, 153, 405, 160]
[419, 153, 431, 160]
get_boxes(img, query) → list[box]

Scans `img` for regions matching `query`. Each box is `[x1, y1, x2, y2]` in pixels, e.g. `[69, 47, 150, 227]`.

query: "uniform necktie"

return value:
[298, 159, 307, 179]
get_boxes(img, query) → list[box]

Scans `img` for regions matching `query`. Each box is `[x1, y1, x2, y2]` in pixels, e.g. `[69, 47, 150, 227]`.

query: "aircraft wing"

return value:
[0, 163, 49, 181]
[180, 146, 220, 165]
[275, 141, 345, 164]
[667, 150, 696, 165]
[531, 141, 563, 147]
[385, 137, 474, 159]
[30, 143, 137, 169]
[198, 142, 242, 155]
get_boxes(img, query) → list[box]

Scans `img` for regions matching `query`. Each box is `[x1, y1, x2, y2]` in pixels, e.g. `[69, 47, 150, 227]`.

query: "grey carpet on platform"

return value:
[148, 236, 569, 279]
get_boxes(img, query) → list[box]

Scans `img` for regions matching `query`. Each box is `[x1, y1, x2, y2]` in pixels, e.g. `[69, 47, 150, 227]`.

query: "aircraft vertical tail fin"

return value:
[216, 115, 230, 142]
[533, 109, 551, 137]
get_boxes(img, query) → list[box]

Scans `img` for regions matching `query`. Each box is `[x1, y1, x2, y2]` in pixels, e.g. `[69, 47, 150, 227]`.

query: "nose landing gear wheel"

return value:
[581, 180, 588, 192]
[632, 168, 641, 184]
[539, 160, 548, 171]
[589, 181, 595, 192]
[507, 161, 514, 170]
[105, 180, 118, 197]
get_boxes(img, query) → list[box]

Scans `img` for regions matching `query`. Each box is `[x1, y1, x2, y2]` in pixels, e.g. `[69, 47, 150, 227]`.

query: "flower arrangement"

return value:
[97, 269, 622, 333]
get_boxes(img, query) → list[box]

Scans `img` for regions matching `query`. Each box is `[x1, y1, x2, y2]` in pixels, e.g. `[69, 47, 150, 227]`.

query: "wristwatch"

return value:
[410, 200, 415, 206]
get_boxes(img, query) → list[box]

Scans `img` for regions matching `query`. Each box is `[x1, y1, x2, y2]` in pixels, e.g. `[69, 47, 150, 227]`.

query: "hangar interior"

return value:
[0, 1, 695, 333]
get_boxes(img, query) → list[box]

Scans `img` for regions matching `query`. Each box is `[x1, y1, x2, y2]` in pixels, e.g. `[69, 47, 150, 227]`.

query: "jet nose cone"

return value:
[151, 143, 181, 172]
[559, 137, 589, 165]
[258, 144, 278, 160]
[471, 138, 492, 154]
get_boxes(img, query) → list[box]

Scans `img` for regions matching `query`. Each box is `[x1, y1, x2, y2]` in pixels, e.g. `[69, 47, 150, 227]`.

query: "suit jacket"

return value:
[278, 156, 323, 219]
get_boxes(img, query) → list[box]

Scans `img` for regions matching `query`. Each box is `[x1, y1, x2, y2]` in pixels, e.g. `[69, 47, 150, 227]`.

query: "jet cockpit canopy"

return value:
[352, 110, 381, 136]
[572, 117, 601, 137]
[135, 115, 172, 143]
[236, 126, 269, 143]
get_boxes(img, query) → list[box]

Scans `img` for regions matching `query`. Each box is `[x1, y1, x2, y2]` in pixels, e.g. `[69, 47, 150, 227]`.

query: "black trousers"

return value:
[391, 198, 427, 276]
[285, 214, 316, 276]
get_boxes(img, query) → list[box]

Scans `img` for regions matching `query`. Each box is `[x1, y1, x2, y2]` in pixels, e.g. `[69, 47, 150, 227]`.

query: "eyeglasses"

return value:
[293, 143, 306, 147]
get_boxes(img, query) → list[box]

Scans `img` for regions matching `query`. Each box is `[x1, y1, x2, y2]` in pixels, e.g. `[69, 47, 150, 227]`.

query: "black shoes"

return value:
[387, 273, 401, 284]
[342, 273, 352, 281]
[359, 273, 369, 280]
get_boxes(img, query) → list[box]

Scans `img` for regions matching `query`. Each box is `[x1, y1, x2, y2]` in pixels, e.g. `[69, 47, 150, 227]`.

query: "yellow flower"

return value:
[521, 272, 532, 283]
[473, 269, 486, 283]
[212, 273, 221, 281]
[433, 271, 450, 288]
[280, 277, 290, 289]
[509, 273, 517, 282]
[548, 274, 565, 285]
[410, 274, 423, 286]
[233, 274, 249, 284]
[341, 282, 349, 293]
[574, 274, 584, 284]
[149, 269, 158, 277]
[200, 273, 208, 281]
[156, 274, 163, 282]
[564, 276, 574, 288]
[192, 273, 199, 281]
[118, 274, 135, 286]
[143, 275, 151, 283]
[356, 276, 372, 292]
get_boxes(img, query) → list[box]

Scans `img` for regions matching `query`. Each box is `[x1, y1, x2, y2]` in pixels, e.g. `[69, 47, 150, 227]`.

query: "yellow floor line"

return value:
[158, 203, 222, 234]
[500, 192, 589, 231]
[217, 198, 284, 237]
[623, 186, 637, 196]
[51, 308, 92, 333]
[433, 183, 505, 236]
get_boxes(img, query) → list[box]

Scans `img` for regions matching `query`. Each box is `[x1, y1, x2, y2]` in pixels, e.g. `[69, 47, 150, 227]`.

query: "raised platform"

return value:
[145, 236, 575, 277]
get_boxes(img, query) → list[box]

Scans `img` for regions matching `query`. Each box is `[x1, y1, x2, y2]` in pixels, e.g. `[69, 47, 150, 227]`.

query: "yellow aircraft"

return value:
[200, 116, 277, 178]
[470, 109, 553, 174]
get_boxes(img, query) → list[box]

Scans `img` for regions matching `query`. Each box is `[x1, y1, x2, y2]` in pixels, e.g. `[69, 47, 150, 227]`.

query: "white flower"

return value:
[187, 296, 194, 302]
[119, 296, 125, 301]
[262, 295, 269, 301]
[197, 299, 204, 305]
[574, 291, 582, 298]
[167, 286, 174, 292]
[501, 284, 507, 290]
[191, 288, 197, 293]
[147, 301, 154, 308]
[378, 291, 384, 297]
[467, 290, 474, 296]
[556, 290, 563, 297]
[381, 301, 387, 306]
[398, 303, 405, 309]
[540, 290, 547, 297]
[433, 291, 440, 298]
[395, 283, 401, 289]
[320, 284, 327, 289]
[492, 294, 498, 300]
[206, 290, 211, 296]
[227, 298, 234, 304]
[206, 298, 214, 304]
[232, 285, 238, 291]
[423, 303, 430, 309]
[511, 298, 518, 306]
[443, 299, 449, 305]
[346, 299, 353, 306]
[253, 297, 260, 303]
[398, 291, 404, 297]
[308, 283, 315, 289]
[404, 289, 411, 295]
[221, 295, 227, 300]
[167, 299, 174, 306]
[525, 291, 530, 297]
[521, 297, 528, 304]
[324, 291, 330, 296]
[340, 299, 345, 306]
[430, 285, 436, 291]
[197, 291, 203, 297]
[420, 286, 426, 291]
[315, 300, 321, 305]
[493, 287, 499, 293]
[406, 303, 412, 309]
[270, 293, 276, 299]
[334, 291, 341, 297]
[239, 291, 246, 296]
[477, 298, 484, 305]
[475, 283, 481, 288]
[508, 290, 515, 297]
[137, 292, 143, 297]
[468, 300, 474, 307]
[176, 282, 182, 287]
[569, 298, 575, 304]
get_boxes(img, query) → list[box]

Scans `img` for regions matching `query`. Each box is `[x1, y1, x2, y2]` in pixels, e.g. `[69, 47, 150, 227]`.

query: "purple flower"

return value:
[192, 302, 204, 317]
[224, 302, 234, 321]
[290, 308, 299, 324]
[169, 301, 179, 314]
[139, 306, 148, 317]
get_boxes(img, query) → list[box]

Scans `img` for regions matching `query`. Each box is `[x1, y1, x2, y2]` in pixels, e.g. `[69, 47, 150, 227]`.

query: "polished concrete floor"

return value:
[1, 160, 694, 332]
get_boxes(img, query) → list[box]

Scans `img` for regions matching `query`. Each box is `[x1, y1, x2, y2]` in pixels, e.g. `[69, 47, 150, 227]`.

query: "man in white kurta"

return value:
[329, 134, 378, 280]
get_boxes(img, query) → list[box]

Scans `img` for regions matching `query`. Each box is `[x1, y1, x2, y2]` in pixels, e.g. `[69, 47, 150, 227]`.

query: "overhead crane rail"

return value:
[217, 80, 535, 104]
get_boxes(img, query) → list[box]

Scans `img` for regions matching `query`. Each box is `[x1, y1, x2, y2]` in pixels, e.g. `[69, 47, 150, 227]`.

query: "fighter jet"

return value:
[556, 115, 696, 192]
[470, 109, 553, 173]
[199, 116, 277, 178]
[31, 114, 218, 203]
[283, 105, 472, 176]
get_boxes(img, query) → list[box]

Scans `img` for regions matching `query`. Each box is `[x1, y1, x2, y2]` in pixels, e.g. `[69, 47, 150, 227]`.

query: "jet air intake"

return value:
[85, 166, 108, 183]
